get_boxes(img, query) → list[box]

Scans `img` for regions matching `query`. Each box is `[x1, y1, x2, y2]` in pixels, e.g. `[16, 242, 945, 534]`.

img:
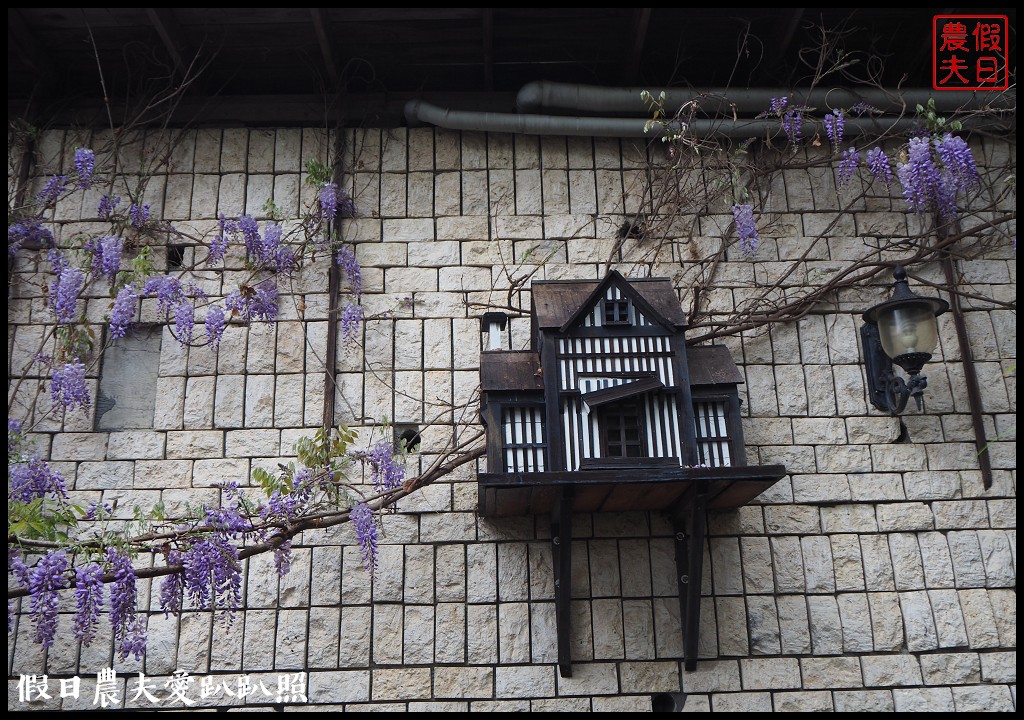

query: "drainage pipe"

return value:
[404, 99, 926, 139]
[515, 80, 1016, 117]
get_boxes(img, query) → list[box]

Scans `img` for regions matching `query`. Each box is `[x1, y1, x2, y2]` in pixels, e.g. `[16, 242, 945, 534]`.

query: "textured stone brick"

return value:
[920, 652, 981, 686]
[740, 657, 800, 690]
[892, 688, 955, 712]
[494, 666, 555, 698]
[899, 590, 939, 651]
[711, 692, 772, 712]
[863, 655, 923, 687]
[951, 685, 1016, 713]
[833, 690, 895, 712]
[433, 665, 493, 699]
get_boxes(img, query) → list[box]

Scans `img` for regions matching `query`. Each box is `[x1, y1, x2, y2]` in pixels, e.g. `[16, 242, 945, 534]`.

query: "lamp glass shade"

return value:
[876, 302, 940, 359]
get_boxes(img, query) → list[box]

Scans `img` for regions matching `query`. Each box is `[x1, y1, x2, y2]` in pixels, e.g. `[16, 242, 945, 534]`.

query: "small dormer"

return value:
[477, 270, 787, 677]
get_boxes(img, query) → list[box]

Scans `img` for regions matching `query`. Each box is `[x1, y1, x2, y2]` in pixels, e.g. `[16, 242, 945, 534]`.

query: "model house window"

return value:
[600, 401, 644, 458]
[603, 298, 631, 326]
[502, 406, 546, 472]
[693, 399, 732, 467]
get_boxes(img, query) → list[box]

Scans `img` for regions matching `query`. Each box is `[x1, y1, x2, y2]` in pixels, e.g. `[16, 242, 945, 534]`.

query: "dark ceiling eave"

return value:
[8, 92, 519, 130]
[11, 85, 1017, 139]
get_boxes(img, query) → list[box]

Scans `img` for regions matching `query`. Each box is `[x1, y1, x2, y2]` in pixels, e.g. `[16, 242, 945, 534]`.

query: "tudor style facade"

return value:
[478, 271, 788, 675]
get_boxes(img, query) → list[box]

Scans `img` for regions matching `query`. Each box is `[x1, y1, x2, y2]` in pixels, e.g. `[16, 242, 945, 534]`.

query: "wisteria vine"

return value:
[5, 143, 410, 661]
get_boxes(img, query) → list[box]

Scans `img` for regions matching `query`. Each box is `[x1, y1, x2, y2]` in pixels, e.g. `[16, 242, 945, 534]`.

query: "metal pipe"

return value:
[939, 246, 995, 489]
[404, 99, 926, 139]
[516, 80, 1016, 117]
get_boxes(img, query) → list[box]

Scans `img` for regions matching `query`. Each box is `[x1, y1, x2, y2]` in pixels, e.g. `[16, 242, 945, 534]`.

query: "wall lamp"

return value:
[860, 265, 949, 415]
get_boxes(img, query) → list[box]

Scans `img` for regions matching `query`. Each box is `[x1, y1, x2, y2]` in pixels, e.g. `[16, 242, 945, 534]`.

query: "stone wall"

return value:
[7, 126, 1017, 711]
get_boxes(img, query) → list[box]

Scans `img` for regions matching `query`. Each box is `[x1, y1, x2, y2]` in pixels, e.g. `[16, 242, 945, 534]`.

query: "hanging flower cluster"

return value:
[8, 457, 67, 503]
[837, 147, 861, 188]
[823, 108, 845, 154]
[85, 234, 124, 284]
[731, 203, 760, 257]
[8, 217, 54, 256]
[48, 262, 84, 323]
[50, 359, 91, 413]
[865, 147, 894, 188]
[896, 133, 979, 220]
[74, 148, 95, 190]
[5, 138, 422, 666]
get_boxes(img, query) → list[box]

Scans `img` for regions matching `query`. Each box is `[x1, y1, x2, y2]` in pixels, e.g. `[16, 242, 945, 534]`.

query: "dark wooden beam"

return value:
[310, 8, 340, 89]
[672, 486, 708, 672]
[482, 8, 494, 91]
[767, 8, 805, 78]
[622, 8, 651, 85]
[7, 7, 58, 112]
[551, 487, 574, 678]
[146, 8, 188, 81]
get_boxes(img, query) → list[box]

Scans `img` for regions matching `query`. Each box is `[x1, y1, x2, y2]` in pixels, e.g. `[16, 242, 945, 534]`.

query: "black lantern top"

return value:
[862, 265, 950, 375]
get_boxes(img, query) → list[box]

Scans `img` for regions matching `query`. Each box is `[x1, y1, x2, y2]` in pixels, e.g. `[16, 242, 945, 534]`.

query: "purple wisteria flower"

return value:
[260, 488, 300, 523]
[849, 102, 881, 117]
[158, 550, 184, 617]
[897, 136, 954, 218]
[273, 538, 292, 578]
[366, 440, 406, 492]
[51, 359, 91, 413]
[106, 547, 145, 661]
[97, 195, 121, 220]
[237, 215, 262, 257]
[837, 147, 861, 188]
[204, 305, 227, 349]
[173, 299, 195, 347]
[769, 96, 789, 115]
[143, 274, 185, 314]
[49, 265, 85, 323]
[9, 457, 68, 503]
[27, 551, 70, 650]
[731, 203, 760, 257]
[935, 133, 980, 192]
[109, 284, 140, 339]
[336, 247, 362, 295]
[338, 188, 355, 218]
[782, 111, 802, 145]
[319, 183, 338, 222]
[74, 148, 96, 190]
[256, 221, 281, 267]
[8, 217, 54, 256]
[350, 502, 378, 574]
[209, 215, 235, 266]
[47, 247, 67, 275]
[121, 616, 147, 661]
[85, 234, 123, 283]
[72, 563, 104, 645]
[9, 550, 29, 585]
[182, 535, 242, 623]
[203, 502, 253, 538]
[865, 147, 894, 188]
[38, 175, 67, 207]
[85, 501, 114, 520]
[129, 203, 150, 229]
[341, 303, 363, 342]
[823, 109, 844, 154]
[8, 417, 23, 452]
[225, 281, 279, 323]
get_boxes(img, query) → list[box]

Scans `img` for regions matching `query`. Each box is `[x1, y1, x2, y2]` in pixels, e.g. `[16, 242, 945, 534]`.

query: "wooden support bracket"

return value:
[673, 487, 708, 672]
[551, 486, 574, 678]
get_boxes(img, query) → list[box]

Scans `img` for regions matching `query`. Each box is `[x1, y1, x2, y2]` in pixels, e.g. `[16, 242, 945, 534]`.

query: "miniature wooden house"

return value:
[479, 271, 787, 676]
